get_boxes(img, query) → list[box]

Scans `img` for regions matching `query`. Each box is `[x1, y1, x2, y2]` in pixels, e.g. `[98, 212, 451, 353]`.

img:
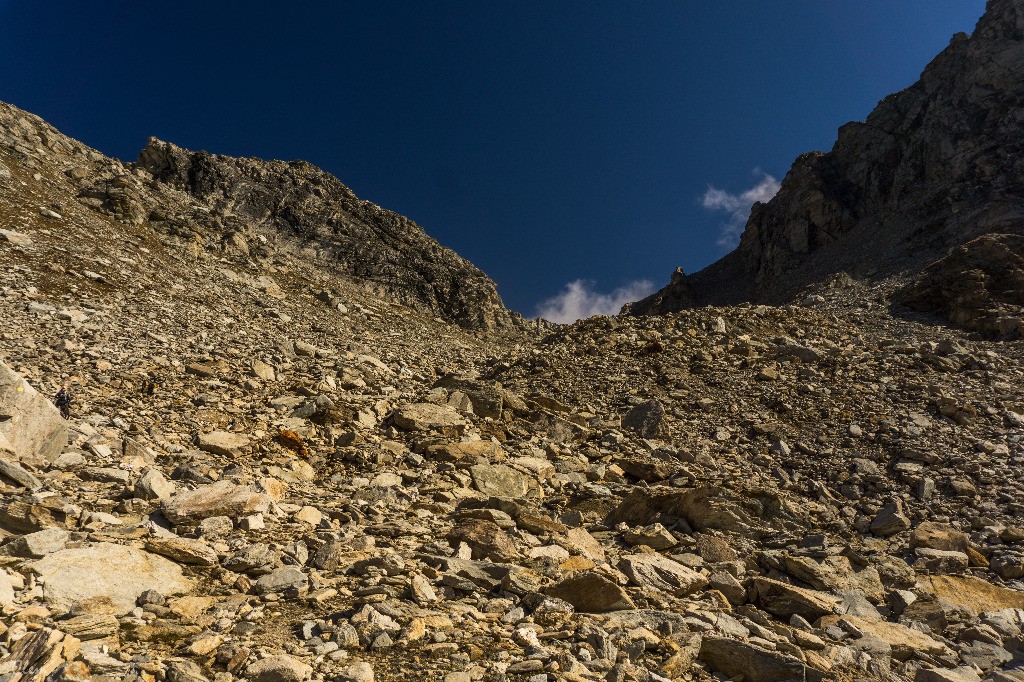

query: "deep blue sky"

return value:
[0, 1, 987, 317]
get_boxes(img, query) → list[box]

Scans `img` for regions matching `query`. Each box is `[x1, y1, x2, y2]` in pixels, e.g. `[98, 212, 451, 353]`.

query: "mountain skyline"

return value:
[0, 1, 986, 319]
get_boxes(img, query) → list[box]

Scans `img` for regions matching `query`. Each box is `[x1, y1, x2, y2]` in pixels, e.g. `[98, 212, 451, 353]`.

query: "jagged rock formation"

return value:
[0, 100, 517, 331]
[631, 0, 1024, 316]
[898, 233, 1024, 339]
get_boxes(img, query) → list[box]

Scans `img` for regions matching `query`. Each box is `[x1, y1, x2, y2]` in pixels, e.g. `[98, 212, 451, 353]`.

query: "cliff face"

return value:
[0, 99, 517, 331]
[631, 0, 1024, 314]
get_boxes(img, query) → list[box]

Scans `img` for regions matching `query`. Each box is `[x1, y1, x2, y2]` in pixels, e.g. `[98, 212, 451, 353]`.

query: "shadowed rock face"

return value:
[630, 0, 1024, 315]
[136, 139, 517, 331]
[898, 232, 1024, 338]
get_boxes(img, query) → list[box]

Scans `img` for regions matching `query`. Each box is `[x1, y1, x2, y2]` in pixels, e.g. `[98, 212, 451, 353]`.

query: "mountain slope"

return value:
[0, 100, 518, 330]
[630, 0, 1024, 315]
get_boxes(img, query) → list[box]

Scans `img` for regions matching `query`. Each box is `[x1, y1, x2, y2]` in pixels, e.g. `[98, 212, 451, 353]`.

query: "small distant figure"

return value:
[141, 375, 158, 396]
[54, 387, 72, 419]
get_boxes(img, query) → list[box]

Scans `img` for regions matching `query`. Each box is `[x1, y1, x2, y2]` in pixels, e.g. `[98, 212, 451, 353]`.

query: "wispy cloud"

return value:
[702, 170, 781, 248]
[535, 279, 655, 324]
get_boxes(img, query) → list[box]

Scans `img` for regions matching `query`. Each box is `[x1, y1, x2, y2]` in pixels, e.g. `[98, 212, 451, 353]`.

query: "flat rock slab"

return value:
[0, 359, 68, 464]
[247, 654, 313, 682]
[921, 575, 1024, 614]
[161, 481, 270, 525]
[751, 576, 840, 620]
[469, 463, 538, 499]
[391, 403, 467, 432]
[545, 571, 636, 613]
[28, 542, 194, 614]
[196, 430, 250, 456]
[145, 537, 219, 566]
[618, 553, 708, 596]
[699, 636, 818, 682]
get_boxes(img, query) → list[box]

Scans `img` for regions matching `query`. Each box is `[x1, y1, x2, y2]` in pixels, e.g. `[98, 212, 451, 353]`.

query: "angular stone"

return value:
[448, 519, 521, 563]
[196, 430, 250, 456]
[469, 463, 538, 499]
[559, 527, 607, 563]
[146, 536, 219, 566]
[28, 542, 193, 614]
[870, 499, 911, 537]
[246, 654, 313, 682]
[391, 403, 467, 432]
[911, 522, 970, 553]
[920, 575, 1024, 615]
[135, 468, 176, 500]
[0, 527, 68, 558]
[545, 571, 636, 613]
[0, 360, 68, 464]
[618, 553, 709, 596]
[253, 567, 308, 595]
[914, 548, 969, 573]
[820, 614, 951, 661]
[699, 636, 815, 682]
[622, 522, 677, 550]
[425, 440, 504, 462]
[161, 481, 270, 525]
[0, 458, 42, 489]
[337, 662, 374, 682]
[751, 577, 840, 620]
[621, 400, 666, 438]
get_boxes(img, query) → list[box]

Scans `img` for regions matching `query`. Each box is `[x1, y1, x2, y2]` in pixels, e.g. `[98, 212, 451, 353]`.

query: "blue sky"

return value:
[0, 1, 986, 320]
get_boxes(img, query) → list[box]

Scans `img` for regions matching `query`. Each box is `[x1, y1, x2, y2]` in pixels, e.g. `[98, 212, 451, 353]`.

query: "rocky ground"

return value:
[3, 46, 1024, 682]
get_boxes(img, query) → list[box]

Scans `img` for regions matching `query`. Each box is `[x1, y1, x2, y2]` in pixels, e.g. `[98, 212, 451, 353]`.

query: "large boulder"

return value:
[390, 403, 467, 433]
[469, 464, 539, 499]
[0, 360, 67, 463]
[545, 571, 636, 613]
[699, 636, 821, 682]
[161, 481, 271, 525]
[618, 553, 708, 596]
[28, 542, 193, 614]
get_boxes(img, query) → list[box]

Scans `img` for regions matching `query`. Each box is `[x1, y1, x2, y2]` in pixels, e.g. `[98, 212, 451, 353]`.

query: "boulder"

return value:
[161, 481, 270, 525]
[621, 400, 666, 437]
[28, 542, 193, 614]
[618, 553, 708, 596]
[750, 577, 840, 620]
[0, 527, 68, 558]
[195, 430, 250, 456]
[390, 403, 467, 433]
[545, 571, 636, 613]
[622, 522, 677, 550]
[920, 575, 1024, 615]
[246, 654, 312, 682]
[911, 522, 970, 553]
[448, 519, 521, 563]
[698, 636, 820, 682]
[820, 614, 951, 661]
[469, 464, 538, 499]
[870, 499, 911, 537]
[145, 537, 219, 566]
[0, 360, 68, 464]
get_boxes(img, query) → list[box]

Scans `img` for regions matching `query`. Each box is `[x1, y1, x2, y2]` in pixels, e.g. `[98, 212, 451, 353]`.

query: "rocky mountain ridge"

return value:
[630, 0, 1024, 332]
[0, 99, 518, 332]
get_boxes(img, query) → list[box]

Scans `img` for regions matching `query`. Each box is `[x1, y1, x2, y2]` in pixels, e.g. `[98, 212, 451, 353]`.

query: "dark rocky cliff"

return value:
[630, 0, 1024, 316]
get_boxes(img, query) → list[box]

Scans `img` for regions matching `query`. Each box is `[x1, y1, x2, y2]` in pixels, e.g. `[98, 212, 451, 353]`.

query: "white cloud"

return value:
[535, 279, 655, 324]
[702, 170, 781, 249]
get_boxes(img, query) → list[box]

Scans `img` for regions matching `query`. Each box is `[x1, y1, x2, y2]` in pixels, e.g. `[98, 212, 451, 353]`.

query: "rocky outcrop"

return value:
[898, 232, 1024, 338]
[0, 359, 67, 464]
[631, 0, 1024, 314]
[0, 99, 517, 331]
[135, 138, 517, 330]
